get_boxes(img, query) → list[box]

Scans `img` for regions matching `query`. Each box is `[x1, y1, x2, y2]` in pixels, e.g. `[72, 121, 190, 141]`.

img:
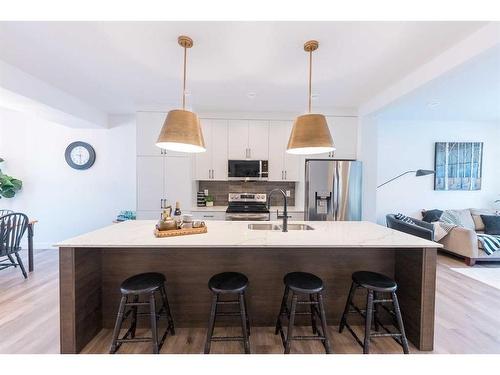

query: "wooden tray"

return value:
[154, 225, 207, 238]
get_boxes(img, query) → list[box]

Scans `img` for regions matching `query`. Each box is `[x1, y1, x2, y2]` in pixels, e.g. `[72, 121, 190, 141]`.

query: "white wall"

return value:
[0, 108, 136, 248]
[357, 115, 379, 221]
[376, 120, 500, 224]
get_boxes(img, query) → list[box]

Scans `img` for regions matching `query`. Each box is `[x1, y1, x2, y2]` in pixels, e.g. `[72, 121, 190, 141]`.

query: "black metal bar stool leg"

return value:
[204, 293, 218, 354]
[373, 291, 380, 332]
[310, 293, 318, 334]
[129, 295, 139, 339]
[243, 293, 250, 337]
[149, 293, 159, 354]
[160, 285, 175, 335]
[110, 296, 127, 354]
[339, 282, 356, 333]
[275, 286, 289, 335]
[284, 293, 297, 354]
[317, 292, 332, 354]
[239, 292, 250, 354]
[363, 290, 374, 354]
[392, 292, 410, 354]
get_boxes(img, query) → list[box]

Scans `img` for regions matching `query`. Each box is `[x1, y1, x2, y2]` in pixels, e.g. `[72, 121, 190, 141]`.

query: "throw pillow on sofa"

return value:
[422, 209, 443, 223]
[442, 209, 476, 230]
[470, 208, 498, 231]
[480, 215, 500, 235]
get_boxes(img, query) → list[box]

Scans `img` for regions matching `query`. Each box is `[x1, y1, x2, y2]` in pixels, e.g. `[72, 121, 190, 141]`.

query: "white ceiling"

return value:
[377, 44, 500, 122]
[0, 21, 487, 114]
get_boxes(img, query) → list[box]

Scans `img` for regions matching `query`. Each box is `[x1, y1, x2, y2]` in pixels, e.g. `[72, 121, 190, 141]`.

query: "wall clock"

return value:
[65, 141, 96, 170]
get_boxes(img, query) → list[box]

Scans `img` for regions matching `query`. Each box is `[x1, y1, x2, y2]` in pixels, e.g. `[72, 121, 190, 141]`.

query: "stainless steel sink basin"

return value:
[248, 223, 281, 230]
[286, 224, 315, 231]
[248, 223, 314, 231]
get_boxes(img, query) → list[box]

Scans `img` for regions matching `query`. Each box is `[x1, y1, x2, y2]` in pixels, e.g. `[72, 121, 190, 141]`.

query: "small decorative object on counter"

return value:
[173, 201, 182, 227]
[205, 195, 214, 207]
[174, 201, 182, 216]
[116, 211, 136, 222]
[157, 206, 178, 231]
[183, 214, 193, 228]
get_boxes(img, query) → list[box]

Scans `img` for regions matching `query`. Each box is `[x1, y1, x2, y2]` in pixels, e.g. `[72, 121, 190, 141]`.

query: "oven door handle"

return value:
[226, 213, 269, 221]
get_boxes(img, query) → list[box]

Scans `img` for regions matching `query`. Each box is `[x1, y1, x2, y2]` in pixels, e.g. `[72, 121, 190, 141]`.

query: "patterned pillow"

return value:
[395, 213, 415, 225]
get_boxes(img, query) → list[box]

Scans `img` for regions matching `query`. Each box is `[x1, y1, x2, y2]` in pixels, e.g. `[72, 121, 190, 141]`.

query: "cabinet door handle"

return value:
[285, 170, 287, 180]
[204, 215, 214, 218]
[248, 148, 251, 159]
[281, 170, 284, 180]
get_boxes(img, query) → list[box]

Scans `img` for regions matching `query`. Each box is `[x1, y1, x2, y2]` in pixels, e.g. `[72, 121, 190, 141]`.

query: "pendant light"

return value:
[287, 40, 335, 155]
[156, 36, 206, 153]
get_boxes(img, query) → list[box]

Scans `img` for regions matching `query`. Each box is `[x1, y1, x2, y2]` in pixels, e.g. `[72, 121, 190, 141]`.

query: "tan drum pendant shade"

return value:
[156, 36, 206, 153]
[287, 40, 335, 155]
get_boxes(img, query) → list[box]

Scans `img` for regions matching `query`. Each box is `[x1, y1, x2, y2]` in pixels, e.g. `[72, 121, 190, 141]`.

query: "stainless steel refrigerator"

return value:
[305, 159, 362, 221]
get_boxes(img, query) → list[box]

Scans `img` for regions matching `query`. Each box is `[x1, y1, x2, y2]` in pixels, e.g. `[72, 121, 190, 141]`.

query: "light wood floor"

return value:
[1, 248, 499, 354]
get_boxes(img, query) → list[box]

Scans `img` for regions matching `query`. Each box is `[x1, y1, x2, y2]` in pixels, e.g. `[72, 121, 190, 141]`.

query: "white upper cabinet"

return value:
[248, 120, 269, 160]
[268, 122, 285, 181]
[268, 121, 300, 181]
[211, 120, 229, 180]
[195, 119, 228, 180]
[228, 120, 269, 160]
[316, 116, 358, 159]
[194, 119, 212, 180]
[136, 111, 185, 157]
[227, 120, 249, 159]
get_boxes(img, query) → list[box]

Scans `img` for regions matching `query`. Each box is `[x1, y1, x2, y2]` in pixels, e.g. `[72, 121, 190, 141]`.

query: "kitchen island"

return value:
[56, 220, 440, 354]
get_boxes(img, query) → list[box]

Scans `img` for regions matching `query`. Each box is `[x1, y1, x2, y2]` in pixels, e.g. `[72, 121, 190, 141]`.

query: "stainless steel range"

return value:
[225, 193, 270, 221]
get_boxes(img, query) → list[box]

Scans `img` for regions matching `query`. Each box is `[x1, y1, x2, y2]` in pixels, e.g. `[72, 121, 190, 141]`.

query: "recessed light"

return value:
[247, 92, 257, 99]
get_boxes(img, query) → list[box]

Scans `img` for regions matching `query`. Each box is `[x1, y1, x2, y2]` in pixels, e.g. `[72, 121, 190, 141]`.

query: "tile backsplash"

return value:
[198, 181, 296, 206]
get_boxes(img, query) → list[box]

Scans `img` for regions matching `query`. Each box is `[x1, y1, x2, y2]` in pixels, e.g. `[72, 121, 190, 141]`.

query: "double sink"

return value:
[248, 223, 314, 231]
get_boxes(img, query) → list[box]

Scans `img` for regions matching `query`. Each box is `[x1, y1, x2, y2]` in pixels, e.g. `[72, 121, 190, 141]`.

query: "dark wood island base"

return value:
[59, 246, 436, 354]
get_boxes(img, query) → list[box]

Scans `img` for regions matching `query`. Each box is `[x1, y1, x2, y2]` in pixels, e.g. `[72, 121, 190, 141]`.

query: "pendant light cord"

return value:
[308, 50, 312, 113]
[182, 46, 187, 110]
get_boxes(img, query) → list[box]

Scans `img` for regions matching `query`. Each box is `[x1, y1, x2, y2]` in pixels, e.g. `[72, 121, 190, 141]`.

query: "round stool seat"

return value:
[208, 272, 249, 293]
[352, 271, 397, 292]
[284, 272, 324, 293]
[120, 272, 165, 294]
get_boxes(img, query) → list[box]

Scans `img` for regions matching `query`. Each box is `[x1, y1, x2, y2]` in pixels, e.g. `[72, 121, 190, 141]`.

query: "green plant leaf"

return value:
[10, 179, 22, 190]
[1, 188, 15, 198]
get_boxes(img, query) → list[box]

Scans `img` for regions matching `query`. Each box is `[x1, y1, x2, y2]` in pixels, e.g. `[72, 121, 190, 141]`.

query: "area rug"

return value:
[451, 267, 500, 290]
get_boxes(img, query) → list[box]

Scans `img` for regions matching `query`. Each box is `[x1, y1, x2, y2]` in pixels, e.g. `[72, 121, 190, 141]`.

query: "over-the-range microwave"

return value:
[228, 160, 268, 181]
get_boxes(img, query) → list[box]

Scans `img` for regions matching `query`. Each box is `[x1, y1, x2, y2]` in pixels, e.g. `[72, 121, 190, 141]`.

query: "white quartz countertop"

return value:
[56, 220, 441, 249]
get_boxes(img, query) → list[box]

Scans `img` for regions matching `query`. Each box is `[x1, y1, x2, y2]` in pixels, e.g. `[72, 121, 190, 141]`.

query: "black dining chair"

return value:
[0, 209, 13, 217]
[0, 209, 16, 267]
[0, 212, 29, 278]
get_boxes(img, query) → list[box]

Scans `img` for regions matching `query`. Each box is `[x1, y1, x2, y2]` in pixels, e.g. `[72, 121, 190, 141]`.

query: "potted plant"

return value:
[205, 195, 214, 207]
[0, 158, 22, 199]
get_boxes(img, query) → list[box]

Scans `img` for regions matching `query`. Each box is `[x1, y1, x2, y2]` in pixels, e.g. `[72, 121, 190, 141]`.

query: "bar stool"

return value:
[339, 271, 409, 354]
[275, 272, 332, 354]
[204, 272, 251, 354]
[109, 272, 175, 354]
